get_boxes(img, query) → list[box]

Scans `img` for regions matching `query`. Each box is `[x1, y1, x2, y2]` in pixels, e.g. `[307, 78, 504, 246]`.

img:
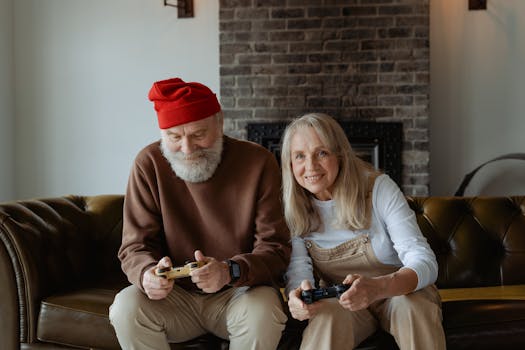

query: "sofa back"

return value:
[407, 196, 525, 289]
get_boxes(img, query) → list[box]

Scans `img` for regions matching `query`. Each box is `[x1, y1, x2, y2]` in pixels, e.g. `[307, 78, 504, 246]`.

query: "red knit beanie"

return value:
[148, 77, 221, 129]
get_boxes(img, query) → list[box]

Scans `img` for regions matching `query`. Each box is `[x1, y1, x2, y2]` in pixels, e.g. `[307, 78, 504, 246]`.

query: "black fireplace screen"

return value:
[246, 121, 402, 186]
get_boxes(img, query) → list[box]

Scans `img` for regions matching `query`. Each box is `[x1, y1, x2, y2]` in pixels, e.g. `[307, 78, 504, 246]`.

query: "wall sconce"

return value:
[469, 0, 487, 10]
[164, 0, 194, 18]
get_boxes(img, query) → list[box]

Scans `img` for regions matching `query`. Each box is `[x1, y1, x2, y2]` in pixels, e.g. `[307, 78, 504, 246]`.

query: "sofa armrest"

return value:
[0, 195, 124, 345]
[439, 284, 525, 302]
[0, 234, 19, 350]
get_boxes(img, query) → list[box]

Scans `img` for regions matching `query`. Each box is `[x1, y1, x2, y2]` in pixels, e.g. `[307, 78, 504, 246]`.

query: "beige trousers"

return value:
[109, 284, 287, 350]
[300, 234, 446, 350]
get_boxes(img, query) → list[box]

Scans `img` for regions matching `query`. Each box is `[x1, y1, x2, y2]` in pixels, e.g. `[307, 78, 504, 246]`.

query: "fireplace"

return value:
[246, 121, 403, 186]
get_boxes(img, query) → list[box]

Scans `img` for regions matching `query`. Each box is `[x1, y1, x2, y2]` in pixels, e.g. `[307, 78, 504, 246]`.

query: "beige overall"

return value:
[300, 234, 446, 350]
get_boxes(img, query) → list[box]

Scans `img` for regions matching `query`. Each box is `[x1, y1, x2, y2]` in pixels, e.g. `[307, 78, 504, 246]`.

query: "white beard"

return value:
[160, 138, 223, 183]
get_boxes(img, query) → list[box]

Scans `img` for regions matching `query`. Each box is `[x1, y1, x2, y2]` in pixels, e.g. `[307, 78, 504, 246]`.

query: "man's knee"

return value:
[110, 285, 146, 329]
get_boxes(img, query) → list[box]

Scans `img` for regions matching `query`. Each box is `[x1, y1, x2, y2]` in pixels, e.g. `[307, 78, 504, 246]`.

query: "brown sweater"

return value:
[119, 136, 291, 291]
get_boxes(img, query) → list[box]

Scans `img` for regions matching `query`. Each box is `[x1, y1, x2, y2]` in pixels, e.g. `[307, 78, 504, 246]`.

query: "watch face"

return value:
[229, 260, 241, 280]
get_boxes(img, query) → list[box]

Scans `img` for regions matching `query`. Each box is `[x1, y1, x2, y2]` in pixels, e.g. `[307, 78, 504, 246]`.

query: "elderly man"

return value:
[109, 77, 291, 350]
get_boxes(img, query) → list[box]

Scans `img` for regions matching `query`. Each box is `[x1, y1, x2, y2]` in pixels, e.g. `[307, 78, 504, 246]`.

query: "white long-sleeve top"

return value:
[285, 174, 438, 295]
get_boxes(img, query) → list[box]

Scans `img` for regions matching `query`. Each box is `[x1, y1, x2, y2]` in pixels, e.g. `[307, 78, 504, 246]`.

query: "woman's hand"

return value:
[142, 256, 175, 300]
[338, 274, 383, 311]
[287, 280, 322, 321]
[339, 269, 418, 311]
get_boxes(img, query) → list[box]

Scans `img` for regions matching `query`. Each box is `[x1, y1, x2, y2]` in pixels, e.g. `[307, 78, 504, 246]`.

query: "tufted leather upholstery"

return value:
[407, 196, 525, 288]
[1, 195, 525, 350]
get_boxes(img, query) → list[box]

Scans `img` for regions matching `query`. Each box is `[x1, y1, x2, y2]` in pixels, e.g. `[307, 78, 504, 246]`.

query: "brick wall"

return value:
[219, 0, 429, 195]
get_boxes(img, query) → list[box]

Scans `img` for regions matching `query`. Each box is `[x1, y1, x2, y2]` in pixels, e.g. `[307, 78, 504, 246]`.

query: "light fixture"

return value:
[469, 0, 487, 10]
[164, 0, 194, 18]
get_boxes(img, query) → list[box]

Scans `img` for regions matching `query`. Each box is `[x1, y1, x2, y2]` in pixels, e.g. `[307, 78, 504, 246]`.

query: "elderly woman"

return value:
[281, 113, 445, 350]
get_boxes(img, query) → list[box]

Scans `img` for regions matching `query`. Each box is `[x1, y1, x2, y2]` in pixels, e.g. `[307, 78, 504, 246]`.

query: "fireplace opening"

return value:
[246, 121, 403, 187]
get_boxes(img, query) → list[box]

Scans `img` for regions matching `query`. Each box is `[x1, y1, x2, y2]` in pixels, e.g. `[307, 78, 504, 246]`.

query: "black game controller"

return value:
[300, 284, 351, 304]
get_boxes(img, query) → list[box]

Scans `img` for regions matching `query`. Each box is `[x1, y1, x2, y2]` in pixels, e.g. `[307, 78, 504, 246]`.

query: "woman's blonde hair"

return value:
[281, 113, 379, 237]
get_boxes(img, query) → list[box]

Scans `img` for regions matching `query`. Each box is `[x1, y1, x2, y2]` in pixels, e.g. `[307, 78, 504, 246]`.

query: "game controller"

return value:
[300, 284, 351, 304]
[155, 261, 207, 279]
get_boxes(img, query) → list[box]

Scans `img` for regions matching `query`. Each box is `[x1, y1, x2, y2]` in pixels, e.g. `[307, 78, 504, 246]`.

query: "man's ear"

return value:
[215, 111, 224, 132]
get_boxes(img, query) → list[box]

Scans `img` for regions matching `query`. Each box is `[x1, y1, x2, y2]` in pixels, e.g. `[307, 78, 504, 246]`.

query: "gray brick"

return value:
[221, 43, 252, 54]
[288, 64, 322, 74]
[361, 39, 396, 50]
[273, 96, 306, 108]
[238, 54, 272, 65]
[307, 7, 342, 18]
[220, 0, 253, 8]
[253, 86, 288, 97]
[222, 109, 253, 119]
[396, 16, 428, 27]
[287, 0, 324, 5]
[358, 17, 394, 27]
[273, 76, 308, 86]
[254, 43, 288, 53]
[252, 20, 286, 31]
[269, 31, 306, 42]
[341, 29, 376, 40]
[271, 9, 305, 19]
[235, 32, 269, 42]
[220, 54, 235, 65]
[378, 5, 414, 15]
[308, 53, 341, 63]
[357, 107, 394, 119]
[273, 54, 308, 64]
[321, 64, 349, 73]
[307, 97, 341, 108]
[252, 65, 288, 75]
[342, 6, 377, 16]
[324, 41, 359, 52]
[378, 28, 413, 38]
[378, 95, 414, 106]
[289, 17, 324, 29]
[235, 8, 269, 20]
[254, 0, 282, 7]
[287, 86, 323, 96]
[220, 76, 235, 88]
[237, 76, 271, 87]
[220, 97, 235, 108]
[323, 18, 357, 28]
[290, 42, 324, 52]
[220, 65, 252, 76]
[220, 21, 251, 32]
[238, 97, 271, 108]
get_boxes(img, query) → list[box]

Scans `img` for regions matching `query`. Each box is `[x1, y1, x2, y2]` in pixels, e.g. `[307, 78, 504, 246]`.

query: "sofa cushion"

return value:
[37, 288, 121, 350]
[37, 288, 230, 350]
[442, 300, 525, 350]
[443, 299, 525, 329]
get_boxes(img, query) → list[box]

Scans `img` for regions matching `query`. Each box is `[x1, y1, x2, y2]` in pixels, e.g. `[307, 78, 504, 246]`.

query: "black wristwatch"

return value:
[226, 260, 241, 285]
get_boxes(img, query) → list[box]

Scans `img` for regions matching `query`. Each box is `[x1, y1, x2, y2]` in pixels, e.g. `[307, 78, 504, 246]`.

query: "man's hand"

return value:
[287, 280, 322, 321]
[190, 250, 230, 293]
[142, 256, 175, 300]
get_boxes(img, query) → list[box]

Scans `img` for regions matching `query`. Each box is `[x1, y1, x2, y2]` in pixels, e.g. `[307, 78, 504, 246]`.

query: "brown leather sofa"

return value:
[1, 195, 525, 350]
